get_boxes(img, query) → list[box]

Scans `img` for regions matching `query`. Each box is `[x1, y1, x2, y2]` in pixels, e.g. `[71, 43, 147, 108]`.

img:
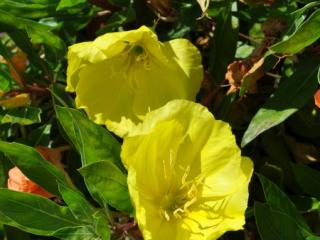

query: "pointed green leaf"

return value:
[257, 174, 311, 231]
[254, 202, 311, 240]
[270, 8, 320, 54]
[79, 160, 133, 213]
[55, 106, 122, 169]
[56, 0, 87, 11]
[242, 61, 320, 147]
[53, 225, 101, 240]
[0, 189, 79, 236]
[292, 163, 320, 199]
[0, 9, 66, 60]
[58, 184, 96, 222]
[0, 141, 68, 196]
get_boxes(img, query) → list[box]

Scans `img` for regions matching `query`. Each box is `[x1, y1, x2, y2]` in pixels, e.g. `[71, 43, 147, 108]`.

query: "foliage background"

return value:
[0, 0, 320, 239]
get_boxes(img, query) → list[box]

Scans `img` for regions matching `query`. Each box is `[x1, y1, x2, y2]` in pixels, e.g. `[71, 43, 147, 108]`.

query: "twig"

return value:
[238, 32, 261, 44]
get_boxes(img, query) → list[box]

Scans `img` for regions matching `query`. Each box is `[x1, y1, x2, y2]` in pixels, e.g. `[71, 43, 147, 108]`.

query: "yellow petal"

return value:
[122, 100, 253, 240]
[184, 157, 253, 240]
[163, 39, 203, 98]
[74, 54, 137, 124]
[66, 26, 203, 137]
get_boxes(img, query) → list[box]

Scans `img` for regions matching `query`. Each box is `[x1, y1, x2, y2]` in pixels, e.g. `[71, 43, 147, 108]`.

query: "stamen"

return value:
[121, 43, 151, 91]
[181, 165, 190, 186]
[164, 210, 171, 221]
[173, 208, 184, 219]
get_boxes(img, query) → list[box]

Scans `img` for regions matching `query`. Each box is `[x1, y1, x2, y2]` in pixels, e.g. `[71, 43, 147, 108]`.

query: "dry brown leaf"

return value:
[225, 58, 264, 94]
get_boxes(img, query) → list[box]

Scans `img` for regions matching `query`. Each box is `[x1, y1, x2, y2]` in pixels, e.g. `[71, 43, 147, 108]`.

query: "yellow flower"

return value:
[66, 26, 203, 137]
[121, 100, 253, 240]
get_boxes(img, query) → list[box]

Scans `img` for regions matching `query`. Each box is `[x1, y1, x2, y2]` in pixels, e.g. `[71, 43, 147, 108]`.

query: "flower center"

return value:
[132, 45, 144, 55]
[159, 181, 199, 221]
[122, 44, 151, 90]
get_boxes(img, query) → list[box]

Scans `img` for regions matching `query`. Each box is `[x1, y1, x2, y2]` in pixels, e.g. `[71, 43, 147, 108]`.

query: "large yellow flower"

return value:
[121, 100, 253, 240]
[66, 26, 203, 137]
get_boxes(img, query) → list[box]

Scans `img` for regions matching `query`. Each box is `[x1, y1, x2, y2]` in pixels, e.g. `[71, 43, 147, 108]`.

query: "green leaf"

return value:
[0, 189, 79, 236]
[257, 174, 311, 231]
[241, 60, 320, 147]
[96, 6, 135, 35]
[0, 0, 57, 19]
[270, 8, 320, 54]
[53, 225, 101, 240]
[284, 2, 320, 38]
[93, 211, 111, 240]
[1, 107, 42, 125]
[0, 63, 15, 93]
[79, 160, 133, 213]
[291, 196, 320, 213]
[55, 106, 122, 169]
[4, 225, 32, 240]
[7, 30, 52, 77]
[108, 0, 130, 7]
[0, 153, 11, 187]
[51, 84, 75, 108]
[292, 163, 320, 199]
[209, 1, 238, 84]
[58, 183, 96, 222]
[56, 0, 87, 11]
[0, 141, 68, 196]
[254, 202, 311, 240]
[0, 39, 13, 60]
[307, 236, 320, 240]
[260, 129, 296, 190]
[0, 9, 66, 60]
[27, 124, 52, 146]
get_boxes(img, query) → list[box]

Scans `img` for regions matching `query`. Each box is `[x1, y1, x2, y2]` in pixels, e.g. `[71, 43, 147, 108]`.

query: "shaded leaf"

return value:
[0, 62, 15, 93]
[241, 60, 320, 147]
[27, 124, 52, 147]
[292, 163, 320, 199]
[254, 202, 311, 240]
[96, 6, 136, 35]
[209, 1, 238, 84]
[271, 8, 320, 54]
[7, 30, 52, 77]
[257, 173, 311, 231]
[79, 160, 133, 213]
